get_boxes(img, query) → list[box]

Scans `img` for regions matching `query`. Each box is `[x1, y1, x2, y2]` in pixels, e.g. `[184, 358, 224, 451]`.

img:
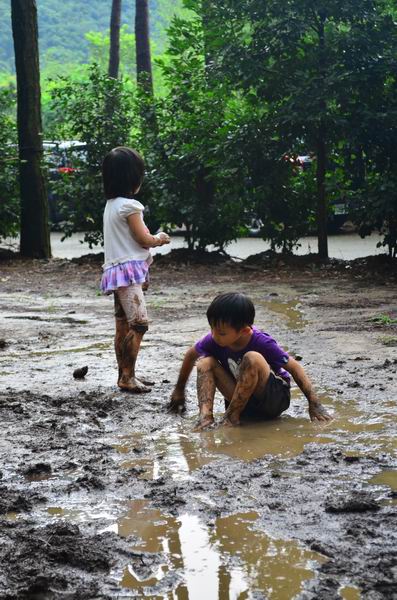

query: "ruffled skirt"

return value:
[101, 257, 152, 294]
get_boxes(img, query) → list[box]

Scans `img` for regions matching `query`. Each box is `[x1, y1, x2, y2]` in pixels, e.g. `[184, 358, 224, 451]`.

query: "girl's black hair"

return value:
[206, 292, 255, 330]
[102, 146, 145, 199]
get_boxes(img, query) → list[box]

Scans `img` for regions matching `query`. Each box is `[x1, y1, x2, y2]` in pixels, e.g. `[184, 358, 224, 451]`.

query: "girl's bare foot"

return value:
[118, 377, 151, 393]
[136, 376, 155, 386]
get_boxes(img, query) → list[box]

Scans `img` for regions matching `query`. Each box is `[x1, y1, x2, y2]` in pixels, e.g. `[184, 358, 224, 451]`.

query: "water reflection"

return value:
[115, 390, 395, 482]
[114, 502, 325, 599]
[258, 298, 307, 331]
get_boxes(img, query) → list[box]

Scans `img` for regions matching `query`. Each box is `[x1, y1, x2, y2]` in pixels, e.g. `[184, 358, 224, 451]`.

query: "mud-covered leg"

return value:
[195, 358, 217, 430]
[223, 351, 270, 426]
[195, 357, 236, 430]
[118, 322, 151, 393]
[115, 317, 129, 383]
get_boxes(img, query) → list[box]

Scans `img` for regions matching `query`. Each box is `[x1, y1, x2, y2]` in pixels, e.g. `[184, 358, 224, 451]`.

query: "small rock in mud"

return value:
[73, 365, 88, 379]
[0, 339, 7, 349]
[325, 491, 380, 513]
[70, 475, 105, 491]
[348, 381, 361, 388]
[22, 462, 52, 478]
[343, 455, 361, 463]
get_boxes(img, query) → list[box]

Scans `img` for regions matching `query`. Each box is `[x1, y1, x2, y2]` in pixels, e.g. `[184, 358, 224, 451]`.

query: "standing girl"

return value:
[101, 146, 170, 392]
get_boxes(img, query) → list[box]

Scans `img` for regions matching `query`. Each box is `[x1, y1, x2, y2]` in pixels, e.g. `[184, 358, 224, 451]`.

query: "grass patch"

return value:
[380, 336, 397, 347]
[369, 314, 397, 326]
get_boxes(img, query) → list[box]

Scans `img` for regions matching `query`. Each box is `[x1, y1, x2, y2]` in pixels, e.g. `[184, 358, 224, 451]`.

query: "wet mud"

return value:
[0, 254, 396, 599]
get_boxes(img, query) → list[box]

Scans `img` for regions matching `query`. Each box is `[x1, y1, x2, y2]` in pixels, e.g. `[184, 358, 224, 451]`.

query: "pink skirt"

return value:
[101, 258, 151, 294]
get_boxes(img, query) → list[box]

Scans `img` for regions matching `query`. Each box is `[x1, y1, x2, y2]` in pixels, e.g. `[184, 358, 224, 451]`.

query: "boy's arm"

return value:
[167, 346, 200, 413]
[283, 357, 332, 422]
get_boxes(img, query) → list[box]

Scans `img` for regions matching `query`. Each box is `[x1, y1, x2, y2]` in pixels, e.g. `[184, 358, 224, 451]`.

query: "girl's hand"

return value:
[156, 232, 170, 245]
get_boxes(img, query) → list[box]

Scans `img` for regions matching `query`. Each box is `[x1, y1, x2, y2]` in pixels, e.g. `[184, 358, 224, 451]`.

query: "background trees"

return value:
[11, 0, 51, 258]
[1, 0, 397, 258]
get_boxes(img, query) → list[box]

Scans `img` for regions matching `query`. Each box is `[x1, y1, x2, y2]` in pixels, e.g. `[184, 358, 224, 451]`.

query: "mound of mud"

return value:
[0, 520, 137, 600]
[153, 248, 233, 267]
[71, 252, 104, 265]
[243, 250, 397, 280]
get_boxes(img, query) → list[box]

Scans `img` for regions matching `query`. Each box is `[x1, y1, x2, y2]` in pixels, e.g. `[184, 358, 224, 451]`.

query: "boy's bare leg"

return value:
[195, 357, 236, 430]
[223, 351, 271, 426]
[118, 323, 151, 393]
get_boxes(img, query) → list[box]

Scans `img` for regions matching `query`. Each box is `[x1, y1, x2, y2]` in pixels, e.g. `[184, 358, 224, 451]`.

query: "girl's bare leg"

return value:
[114, 285, 152, 393]
[118, 325, 150, 393]
[115, 317, 128, 382]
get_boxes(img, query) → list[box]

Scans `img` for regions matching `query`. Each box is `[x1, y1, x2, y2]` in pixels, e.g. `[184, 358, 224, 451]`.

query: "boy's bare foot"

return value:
[118, 377, 151, 393]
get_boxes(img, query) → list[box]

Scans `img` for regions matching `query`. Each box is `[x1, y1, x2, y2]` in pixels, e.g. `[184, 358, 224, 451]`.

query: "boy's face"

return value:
[210, 322, 250, 347]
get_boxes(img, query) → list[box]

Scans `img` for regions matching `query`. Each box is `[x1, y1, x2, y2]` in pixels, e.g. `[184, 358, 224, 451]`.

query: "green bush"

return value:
[0, 86, 19, 241]
[49, 64, 134, 246]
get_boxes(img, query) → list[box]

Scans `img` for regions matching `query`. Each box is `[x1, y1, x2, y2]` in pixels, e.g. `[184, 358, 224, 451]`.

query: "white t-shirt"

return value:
[103, 196, 151, 267]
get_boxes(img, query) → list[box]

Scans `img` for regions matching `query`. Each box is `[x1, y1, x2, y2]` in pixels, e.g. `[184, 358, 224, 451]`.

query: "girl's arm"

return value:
[127, 213, 170, 248]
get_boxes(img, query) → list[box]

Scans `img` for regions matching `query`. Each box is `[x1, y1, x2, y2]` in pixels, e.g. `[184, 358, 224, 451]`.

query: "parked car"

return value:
[43, 140, 87, 224]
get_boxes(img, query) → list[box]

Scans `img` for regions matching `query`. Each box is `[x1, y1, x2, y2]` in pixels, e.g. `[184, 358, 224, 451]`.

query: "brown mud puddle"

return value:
[0, 260, 396, 598]
[106, 502, 326, 599]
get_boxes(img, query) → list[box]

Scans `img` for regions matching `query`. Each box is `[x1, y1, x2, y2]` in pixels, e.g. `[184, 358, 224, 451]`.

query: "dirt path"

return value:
[0, 254, 396, 599]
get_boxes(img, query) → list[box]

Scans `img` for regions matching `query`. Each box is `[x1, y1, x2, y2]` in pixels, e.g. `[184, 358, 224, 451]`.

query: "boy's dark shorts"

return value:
[226, 373, 291, 420]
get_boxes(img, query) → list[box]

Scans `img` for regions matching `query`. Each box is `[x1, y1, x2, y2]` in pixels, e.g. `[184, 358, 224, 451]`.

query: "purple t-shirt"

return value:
[195, 326, 291, 382]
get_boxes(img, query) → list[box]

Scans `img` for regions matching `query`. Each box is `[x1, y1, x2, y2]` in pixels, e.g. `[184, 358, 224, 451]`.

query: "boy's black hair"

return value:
[102, 146, 145, 199]
[206, 292, 255, 330]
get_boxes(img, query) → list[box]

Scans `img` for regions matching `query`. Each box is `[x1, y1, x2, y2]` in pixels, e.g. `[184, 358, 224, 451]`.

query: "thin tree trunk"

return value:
[108, 0, 122, 78]
[202, 0, 213, 73]
[135, 0, 153, 94]
[11, 0, 51, 258]
[316, 13, 328, 259]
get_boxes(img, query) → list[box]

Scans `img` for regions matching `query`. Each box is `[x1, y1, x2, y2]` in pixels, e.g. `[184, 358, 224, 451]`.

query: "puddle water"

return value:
[115, 431, 215, 480]
[369, 470, 397, 491]
[115, 390, 395, 483]
[368, 469, 397, 505]
[108, 502, 326, 599]
[339, 585, 362, 600]
[2, 341, 112, 358]
[258, 298, 307, 331]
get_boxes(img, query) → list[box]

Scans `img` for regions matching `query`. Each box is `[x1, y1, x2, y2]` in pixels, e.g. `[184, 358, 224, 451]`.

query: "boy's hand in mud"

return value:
[210, 416, 240, 429]
[167, 389, 186, 414]
[193, 416, 215, 432]
[309, 401, 332, 422]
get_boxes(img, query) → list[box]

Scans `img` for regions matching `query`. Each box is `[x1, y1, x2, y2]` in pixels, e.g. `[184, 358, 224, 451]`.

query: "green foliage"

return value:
[205, 0, 397, 255]
[0, 0, 186, 72]
[137, 11, 249, 251]
[0, 86, 19, 240]
[370, 314, 397, 325]
[49, 65, 134, 246]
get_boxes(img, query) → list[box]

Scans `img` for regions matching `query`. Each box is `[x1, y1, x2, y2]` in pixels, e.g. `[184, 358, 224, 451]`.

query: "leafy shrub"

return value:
[0, 86, 19, 240]
[49, 64, 134, 246]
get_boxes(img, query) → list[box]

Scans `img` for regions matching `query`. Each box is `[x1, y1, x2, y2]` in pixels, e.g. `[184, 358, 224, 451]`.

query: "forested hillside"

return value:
[0, 0, 183, 71]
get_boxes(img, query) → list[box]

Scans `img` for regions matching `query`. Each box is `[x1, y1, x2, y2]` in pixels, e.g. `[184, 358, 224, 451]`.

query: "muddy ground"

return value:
[0, 251, 396, 600]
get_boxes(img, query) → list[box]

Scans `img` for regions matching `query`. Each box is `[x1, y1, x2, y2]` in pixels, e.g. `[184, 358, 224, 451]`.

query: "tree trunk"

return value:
[135, 0, 153, 94]
[316, 13, 328, 259]
[201, 0, 214, 74]
[316, 125, 328, 259]
[108, 0, 122, 78]
[11, 0, 51, 258]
